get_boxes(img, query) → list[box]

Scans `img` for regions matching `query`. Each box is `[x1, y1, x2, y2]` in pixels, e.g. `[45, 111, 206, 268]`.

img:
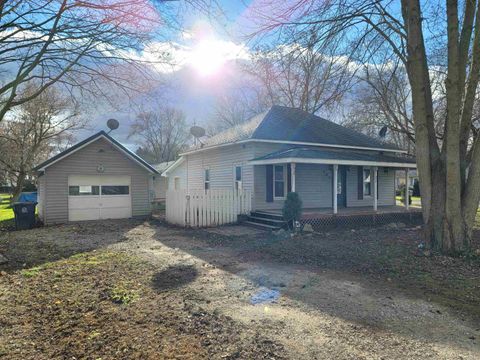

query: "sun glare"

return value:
[188, 39, 232, 76]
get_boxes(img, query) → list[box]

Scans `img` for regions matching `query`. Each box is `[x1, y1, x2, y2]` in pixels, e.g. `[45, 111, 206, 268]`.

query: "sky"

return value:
[84, 0, 257, 150]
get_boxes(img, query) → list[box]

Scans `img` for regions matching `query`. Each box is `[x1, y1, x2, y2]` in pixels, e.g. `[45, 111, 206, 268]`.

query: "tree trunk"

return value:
[402, 0, 473, 255]
[12, 174, 26, 202]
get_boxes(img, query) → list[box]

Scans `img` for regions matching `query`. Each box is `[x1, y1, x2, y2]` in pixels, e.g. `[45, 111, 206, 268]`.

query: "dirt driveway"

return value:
[0, 219, 479, 359]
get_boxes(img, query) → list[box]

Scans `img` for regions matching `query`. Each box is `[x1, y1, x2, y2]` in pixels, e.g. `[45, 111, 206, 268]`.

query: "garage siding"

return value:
[43, 138, 152, 224]
[37, 175, 46, 221]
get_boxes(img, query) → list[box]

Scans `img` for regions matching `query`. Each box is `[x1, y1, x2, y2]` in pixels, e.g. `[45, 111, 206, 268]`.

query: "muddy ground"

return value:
[0, 219, 479, 359]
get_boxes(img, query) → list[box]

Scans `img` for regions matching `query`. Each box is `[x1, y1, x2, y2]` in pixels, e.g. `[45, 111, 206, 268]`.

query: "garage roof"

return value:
[34, 131, 158, 174]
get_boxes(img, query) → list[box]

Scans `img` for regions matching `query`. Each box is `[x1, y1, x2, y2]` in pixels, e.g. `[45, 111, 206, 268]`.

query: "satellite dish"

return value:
[190, 125, 206, 138]
[107, 118, 119, 133]
[379, 126, 388, 138]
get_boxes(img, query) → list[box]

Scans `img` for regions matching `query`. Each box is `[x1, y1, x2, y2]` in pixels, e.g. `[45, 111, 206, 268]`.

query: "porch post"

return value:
[405, 168, 409, 210]
[373, 166, 378, 211]
[291, 163, 296, 192]
[333, 164, 338, 214]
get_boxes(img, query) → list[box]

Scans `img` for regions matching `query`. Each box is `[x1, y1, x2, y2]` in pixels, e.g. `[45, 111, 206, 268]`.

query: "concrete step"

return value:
[247, 216, 286, 227]
[250, 211, 284, 221]
[243, 221, 280, 231]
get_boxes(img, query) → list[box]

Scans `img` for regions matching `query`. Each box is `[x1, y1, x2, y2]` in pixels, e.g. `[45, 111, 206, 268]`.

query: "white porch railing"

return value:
[165, 189, 252, 227]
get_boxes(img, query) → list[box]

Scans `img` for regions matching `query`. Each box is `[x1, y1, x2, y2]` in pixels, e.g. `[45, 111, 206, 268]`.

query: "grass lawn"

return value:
[0, 194, 14, 228]
[395, 195, 421, 202]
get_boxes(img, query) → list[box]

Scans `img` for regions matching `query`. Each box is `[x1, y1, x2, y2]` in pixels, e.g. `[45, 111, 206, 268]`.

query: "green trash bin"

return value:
[13, 202, 37, 230]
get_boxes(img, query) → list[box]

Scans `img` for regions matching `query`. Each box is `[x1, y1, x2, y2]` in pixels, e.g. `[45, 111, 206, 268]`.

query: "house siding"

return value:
[167, 160, 187, 190]
[177, 142, 397, 211]
[184, 143, 256, 193]
[43, 138, 152, 224]
[153, 176, 168, 199]
[254, 163, 333, 210]
[346, 166, 395, 207]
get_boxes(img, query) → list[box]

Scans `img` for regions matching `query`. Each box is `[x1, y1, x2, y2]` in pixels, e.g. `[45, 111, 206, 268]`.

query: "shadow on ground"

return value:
[151, 264, 198, 292]
[0, 219, 143, 271]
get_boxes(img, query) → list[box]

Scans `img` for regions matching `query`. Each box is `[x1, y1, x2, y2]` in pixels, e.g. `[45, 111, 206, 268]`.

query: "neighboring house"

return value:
[395, 169, 418, 190]
[35, 131, 158, 224]
[162, 157, 187, 191]
[163, 105, 416, 214]
[151, 161, 176, 200]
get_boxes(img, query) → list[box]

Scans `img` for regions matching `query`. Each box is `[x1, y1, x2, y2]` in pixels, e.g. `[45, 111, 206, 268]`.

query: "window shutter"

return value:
[377, 168, 380, 200]
[266, 165, 273, 202]
[287, 164, 292, 193]
[357, 166, 363, 200]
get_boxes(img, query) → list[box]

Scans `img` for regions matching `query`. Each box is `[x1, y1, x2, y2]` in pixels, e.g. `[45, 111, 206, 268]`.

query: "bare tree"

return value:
[129, 107, 189, 163]
[251, 0, 480, 253]
[0, 82, 85, 199]
[0, 0, 222, 123]
[210, 84, 272, 133]
[246, 30, 355, 114]
[341, 60, 416, 153]
[211, 31, 354, 134]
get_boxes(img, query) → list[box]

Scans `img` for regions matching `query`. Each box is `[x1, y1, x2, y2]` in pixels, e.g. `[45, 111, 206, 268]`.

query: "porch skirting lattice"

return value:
[300, 211, 423, 231]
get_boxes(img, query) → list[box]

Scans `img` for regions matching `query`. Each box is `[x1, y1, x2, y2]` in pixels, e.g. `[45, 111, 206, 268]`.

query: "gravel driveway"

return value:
[0, 219, 479, 359]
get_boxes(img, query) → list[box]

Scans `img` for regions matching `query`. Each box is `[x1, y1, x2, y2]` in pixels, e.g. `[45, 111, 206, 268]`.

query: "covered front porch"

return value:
[248, 205, 423, 231]
[249, 147, 417, 215]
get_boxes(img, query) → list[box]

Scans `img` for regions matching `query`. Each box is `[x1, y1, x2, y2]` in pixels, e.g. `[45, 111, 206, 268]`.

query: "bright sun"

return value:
[188, 39, 230, 76]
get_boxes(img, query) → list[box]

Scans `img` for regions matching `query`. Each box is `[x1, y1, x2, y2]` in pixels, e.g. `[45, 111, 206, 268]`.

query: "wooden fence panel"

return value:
[166, 189, 252, 228]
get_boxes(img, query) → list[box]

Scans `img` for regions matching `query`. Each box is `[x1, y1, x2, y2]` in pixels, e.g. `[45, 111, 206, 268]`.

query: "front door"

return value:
[336, 166, 347, 207]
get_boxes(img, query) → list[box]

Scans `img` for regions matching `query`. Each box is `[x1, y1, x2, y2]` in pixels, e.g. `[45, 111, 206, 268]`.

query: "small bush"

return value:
[282, 192, 303, 229]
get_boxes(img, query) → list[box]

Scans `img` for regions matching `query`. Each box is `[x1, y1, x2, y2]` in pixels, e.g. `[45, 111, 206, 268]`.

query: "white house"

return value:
[162, 106, 417, 228]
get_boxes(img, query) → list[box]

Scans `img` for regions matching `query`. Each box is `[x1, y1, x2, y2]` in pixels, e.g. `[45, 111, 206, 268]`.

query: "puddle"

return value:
[250, 288, 280, 305]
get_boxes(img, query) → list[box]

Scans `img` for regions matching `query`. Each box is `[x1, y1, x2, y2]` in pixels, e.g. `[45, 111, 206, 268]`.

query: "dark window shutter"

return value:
[287, 164, 292, 193]
[266, 165, 273, 203]
[357, 166, 363, 200]
[377, 168, 380, 199]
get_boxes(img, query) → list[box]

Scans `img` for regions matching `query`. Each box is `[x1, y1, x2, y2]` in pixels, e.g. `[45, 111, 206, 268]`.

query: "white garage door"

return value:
[68, 175, 132, 221]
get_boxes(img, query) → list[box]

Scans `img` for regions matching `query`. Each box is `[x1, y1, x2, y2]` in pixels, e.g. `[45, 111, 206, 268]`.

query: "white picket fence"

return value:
[165, 189, 252, 227]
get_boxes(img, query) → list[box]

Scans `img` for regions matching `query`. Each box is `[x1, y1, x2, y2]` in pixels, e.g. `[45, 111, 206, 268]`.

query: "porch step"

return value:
[244, 210, 287, 230]
[247, 216, 286, 227]
[243, 221, 281, 231]
[250, 211, 284, 221]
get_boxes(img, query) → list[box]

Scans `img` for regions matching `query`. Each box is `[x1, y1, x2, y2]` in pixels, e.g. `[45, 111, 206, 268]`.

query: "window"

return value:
[274, 165, 286, 199]
[363, 168, 371, 196]
[174, 177, 180, 190]
[69, 185, 99, 196]
[204, 168, 210, 190]
[234, 165, 242, 190]
[101, 185, 129, 195]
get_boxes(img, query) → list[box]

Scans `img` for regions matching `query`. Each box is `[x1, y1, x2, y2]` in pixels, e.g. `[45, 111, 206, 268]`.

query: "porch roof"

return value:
[249, 147, 417, 168]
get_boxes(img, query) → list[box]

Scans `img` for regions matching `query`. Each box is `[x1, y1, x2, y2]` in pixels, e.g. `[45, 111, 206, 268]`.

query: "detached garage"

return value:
[35, 131, 158, 224]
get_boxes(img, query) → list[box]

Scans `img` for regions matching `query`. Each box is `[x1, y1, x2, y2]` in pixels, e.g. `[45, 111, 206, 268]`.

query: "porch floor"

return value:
[258, 205, 421, 220]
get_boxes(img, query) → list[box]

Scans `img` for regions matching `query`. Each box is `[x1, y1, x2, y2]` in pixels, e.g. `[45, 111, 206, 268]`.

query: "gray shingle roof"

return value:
[189, 105, 401, 152]
[34, 131, 158, 173]
[251, 147, 416, 164]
